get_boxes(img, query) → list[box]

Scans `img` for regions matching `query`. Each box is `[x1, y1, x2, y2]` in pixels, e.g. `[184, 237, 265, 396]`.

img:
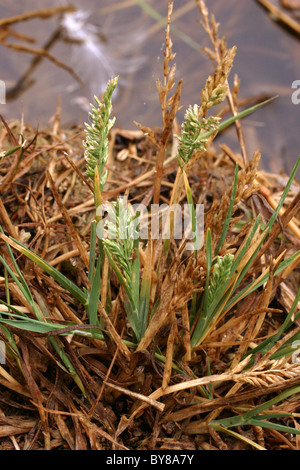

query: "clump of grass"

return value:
[0, 0, 299, 451]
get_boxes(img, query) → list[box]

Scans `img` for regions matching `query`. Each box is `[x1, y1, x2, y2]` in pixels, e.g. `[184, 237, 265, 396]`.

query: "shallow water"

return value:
[0, 0, 299, 174]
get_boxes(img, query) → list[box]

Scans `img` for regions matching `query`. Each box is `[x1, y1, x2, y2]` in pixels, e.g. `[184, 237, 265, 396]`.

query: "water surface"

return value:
[0, 0, 299, 174]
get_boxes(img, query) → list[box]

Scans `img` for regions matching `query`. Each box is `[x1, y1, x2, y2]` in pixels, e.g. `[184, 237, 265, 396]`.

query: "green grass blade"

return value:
[0, 255, 35, 307]
[215, 163, 238, 255]
[239, 385, 300, 421]
[139, 275, 150, 340]
[249, 419, 300, 435]
[215, 97, 277, 134]
[194, 97, 278, 152]
[104, 245, 140, 339]
[0, 311, 86, 392]
[226, 250, 300, 315]
[0, 273, 20, 359]
[210, 385, 300, 431]
[132, 214, 140, 312]
[0, 227, 33, 300]
[269, 321, 300, 361]
[211, 425, 266, 450]
[183, 170, 200, 255]
[0, 313, 70, 333]
[88, 220, 97, 283]
[229, 214, 262, 275]
[0, 145, 22, 159]
[230, 153, 300, 295]
[0, 236, 87, 392]
[123, 298, 140, 341]
[252, 413, 293, 421]
[103, 246, 132, 300]
[0, 235, 88, 306]
[0, 300, 29, 317]
[87, 256, 101, 326]
[242, 285, 300, 362]
[191, 216, 261, 348]
[0, 312, 105, 340]
[191, 229, 212, 347]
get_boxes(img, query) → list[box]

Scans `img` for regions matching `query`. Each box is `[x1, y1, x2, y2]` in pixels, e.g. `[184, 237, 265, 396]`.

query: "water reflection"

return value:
[59, 8, 146, 111]
[0, 0, 299, 174]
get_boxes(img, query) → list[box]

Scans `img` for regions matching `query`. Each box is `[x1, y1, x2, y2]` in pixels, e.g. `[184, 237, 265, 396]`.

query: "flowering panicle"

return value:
[84, 76, 118, 190]
[208, 253, 234, 305]
[103, 198, 136, 285]
[176, 46, 236, 167]
[177, 104, 221, 165]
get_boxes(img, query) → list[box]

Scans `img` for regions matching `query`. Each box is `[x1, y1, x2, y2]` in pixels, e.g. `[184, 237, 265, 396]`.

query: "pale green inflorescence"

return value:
[176, 104, 221, 166]
[84, 76, 119, 190]
[103, 198, 136, 285]
[208, 253, 234, 305]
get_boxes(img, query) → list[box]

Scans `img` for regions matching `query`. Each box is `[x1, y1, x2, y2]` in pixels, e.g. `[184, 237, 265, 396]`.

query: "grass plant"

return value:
[0, 0, 299, 451]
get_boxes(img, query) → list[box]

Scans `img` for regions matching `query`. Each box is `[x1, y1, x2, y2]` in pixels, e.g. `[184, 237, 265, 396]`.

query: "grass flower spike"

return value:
[208, 254, 234, 305]
[103, 198, 136, 284]
[176, 46, 236, 168]
[84, 76, 118, 190]
[177, 104, 221, 165]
